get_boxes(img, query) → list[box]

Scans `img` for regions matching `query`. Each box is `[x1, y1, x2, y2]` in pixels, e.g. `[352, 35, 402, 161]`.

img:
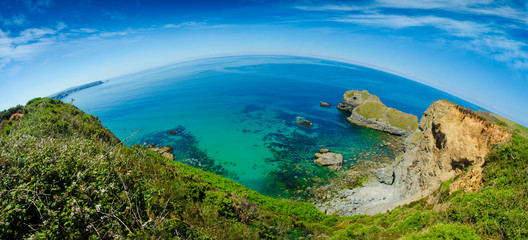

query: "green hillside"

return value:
[1, 98, 526, 239]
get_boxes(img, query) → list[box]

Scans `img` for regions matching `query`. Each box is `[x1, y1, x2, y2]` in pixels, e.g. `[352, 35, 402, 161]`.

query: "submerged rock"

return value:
[320, 101, 331, 107]
[315, 152, 343, 171]
[337, 90, 418, 136]
[319, 148, 330, 153]
[297, 120, 313, 127]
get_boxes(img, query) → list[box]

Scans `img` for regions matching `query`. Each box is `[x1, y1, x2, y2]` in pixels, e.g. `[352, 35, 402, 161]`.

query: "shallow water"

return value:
[69, 55, 484, 197]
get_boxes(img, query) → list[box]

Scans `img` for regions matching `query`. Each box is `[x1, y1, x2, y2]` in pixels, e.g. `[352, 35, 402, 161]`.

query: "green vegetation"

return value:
[476, 110, 528, 137]
[355, 101, 419, 131]
[344, 90, 379, 102]
[0, 97, 526, 239]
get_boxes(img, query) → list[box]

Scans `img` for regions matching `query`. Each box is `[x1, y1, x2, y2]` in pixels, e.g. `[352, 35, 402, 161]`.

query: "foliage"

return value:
[0, 98, 327, 239]
[0, 97, 527, 239]
[402, 224, 480, 240]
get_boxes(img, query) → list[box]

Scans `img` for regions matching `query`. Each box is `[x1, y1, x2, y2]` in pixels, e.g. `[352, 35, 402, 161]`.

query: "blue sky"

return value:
[0, 0, 527, 125]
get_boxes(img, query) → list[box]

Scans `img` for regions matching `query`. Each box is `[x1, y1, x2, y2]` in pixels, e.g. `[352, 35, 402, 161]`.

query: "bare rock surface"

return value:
[314, 152, 343, 171]
[317, 99, 511, 216]
[148, 145, 175, 160]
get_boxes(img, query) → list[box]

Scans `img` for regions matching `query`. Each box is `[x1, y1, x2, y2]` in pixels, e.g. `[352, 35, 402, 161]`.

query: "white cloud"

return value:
[162, 21, 206, 29]
[294, 5, 367, 12]
[295, 1, 528, 70]
[102, 10, 126, 20]
[2, 14, 29, 26]
[468, 35, 528, 69]
[23, 0, 54, 13]
[78, 28, 97, 33]
[337, 14, 490, 37]
[297, 0, 527, 22]
[0, 22, 67, 70]
[374, 0, 494, 9]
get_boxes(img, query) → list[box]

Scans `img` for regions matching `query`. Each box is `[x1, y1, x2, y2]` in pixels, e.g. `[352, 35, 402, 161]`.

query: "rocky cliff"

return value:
[318, 99, 511, 215]
[391, 100, 511, 202]
[337, 90, 418, 136]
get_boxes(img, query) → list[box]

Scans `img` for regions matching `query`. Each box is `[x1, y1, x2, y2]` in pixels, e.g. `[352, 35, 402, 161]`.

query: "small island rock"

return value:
[337, 90, 418, 136]
[315, 152, 343, 171]
[297, 120, 313, 127]
[320, 101, 331, 107]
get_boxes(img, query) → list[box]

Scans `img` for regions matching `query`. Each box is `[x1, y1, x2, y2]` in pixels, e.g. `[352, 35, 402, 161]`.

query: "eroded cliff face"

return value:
[316, 99, 511, 215]
[392, 100, 511, 203]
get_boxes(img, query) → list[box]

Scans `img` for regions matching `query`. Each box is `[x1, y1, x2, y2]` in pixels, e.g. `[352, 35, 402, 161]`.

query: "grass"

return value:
[355, 101, 418, 131]
[476, 110, 528, 137]
[0, 97, 526, 239]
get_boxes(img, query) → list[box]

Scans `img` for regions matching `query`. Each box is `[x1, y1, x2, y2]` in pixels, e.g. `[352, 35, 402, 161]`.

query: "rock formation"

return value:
[320, 101, 331, 107]
[337, 90, 418, 136]
[391, 100, 511, 201]
[317, 99, 511, 215]
[148, 145, 175, 160]
[315, 152, 343, 171]
[297, 120, 313, 127]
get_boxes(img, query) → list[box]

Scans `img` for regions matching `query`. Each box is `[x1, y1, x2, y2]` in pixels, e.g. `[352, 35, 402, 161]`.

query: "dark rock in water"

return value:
[314, 152, 343, 171]
[297, 120, 313, 127]
[320, 101, 331, 107]
[148, 145, 174, 160]
[169, 130, 180, 135]
[319, 148, 330, 153]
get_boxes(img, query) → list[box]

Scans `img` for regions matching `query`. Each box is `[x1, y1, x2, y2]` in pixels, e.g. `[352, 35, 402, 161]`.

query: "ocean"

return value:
[69, 55, 484, 197]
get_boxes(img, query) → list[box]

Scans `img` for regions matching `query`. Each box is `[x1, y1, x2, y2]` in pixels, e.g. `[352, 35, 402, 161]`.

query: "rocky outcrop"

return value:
[148, 145, 175, 160]
[337, 90, 418, 136]
[9, 113, 23, 121]
[320, 101, 331, 107]
[315, 152, 343, 171]
[391, 100, 510, 201]
[317, 99, 511, 216]
[297, 120, 313, 127]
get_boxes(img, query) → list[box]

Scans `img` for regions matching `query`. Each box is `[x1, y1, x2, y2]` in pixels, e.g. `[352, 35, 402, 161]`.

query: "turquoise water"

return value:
[69, 55, 484, 197]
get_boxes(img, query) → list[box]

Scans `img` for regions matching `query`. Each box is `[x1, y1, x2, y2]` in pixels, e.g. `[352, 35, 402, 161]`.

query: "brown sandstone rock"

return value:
[315, 152, 343, 171]
[148, 145, 175, 160]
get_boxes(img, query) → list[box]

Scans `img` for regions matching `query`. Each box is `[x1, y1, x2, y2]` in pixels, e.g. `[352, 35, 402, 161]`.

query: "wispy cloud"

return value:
[71, 28, 98, 33]
[162, 21, 207, 29]
[23, 0, 54, 13]
[1, 14, 29, 26]
[374, 0, 527, 22]
[102, 10, 126, 20]
[295, 0, 528, 70]
[336, 14, 491, 37]
[294, 4, 367, 12]
[0, 22, 66, 68]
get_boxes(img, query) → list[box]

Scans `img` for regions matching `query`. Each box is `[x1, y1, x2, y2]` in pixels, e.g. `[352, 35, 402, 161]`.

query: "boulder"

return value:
[148, 145, 174, 160]
[315, 152, 343, 171]
[320, 101, 331, 107]
[319, 148, 330, 153]
[297, 120, 313, 127]
[373, 167, 394, 185]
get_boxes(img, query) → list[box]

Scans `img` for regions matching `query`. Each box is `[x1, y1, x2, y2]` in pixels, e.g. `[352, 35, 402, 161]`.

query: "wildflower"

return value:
[28, 235, 35, 240]
[16, 208, 21, 212]
[76, 207, 80, 212]
[96, 204, 101, 212]
[0, 222, 4, 225]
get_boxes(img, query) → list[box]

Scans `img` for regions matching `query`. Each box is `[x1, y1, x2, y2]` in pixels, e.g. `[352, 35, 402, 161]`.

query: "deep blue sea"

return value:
[69, 55, 484, 197]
